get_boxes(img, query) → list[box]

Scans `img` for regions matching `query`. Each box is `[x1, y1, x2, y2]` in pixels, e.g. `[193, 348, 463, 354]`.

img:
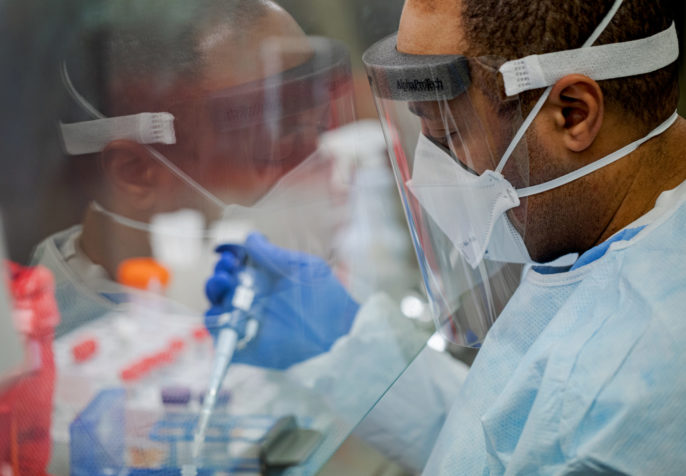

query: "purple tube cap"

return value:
[161, 386, 192, 405]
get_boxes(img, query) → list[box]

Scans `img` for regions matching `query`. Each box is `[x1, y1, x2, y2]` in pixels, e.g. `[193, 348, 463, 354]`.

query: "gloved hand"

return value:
[205, 232, 359, 370]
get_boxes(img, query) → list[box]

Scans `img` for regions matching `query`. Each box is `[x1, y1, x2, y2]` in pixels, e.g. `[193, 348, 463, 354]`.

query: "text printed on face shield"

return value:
[396, 78, 445, 93]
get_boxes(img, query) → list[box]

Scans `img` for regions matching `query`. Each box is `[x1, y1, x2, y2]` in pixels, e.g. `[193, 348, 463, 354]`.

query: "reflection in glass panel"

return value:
[0, 1, 441, 475]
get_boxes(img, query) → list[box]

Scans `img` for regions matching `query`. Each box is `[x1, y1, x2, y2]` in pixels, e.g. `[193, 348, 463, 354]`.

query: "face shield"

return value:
[363, 2, 680, 346]
[59, 35, 356, 309]
[363, 40, 529, 346]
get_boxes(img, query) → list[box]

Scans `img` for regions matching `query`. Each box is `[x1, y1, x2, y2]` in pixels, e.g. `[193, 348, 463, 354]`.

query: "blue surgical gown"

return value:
[424, 182, 686, 475]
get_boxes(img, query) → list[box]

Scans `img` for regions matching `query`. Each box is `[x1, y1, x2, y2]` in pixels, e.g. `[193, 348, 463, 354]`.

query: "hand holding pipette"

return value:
[194, 233, 359, 460]
[205, 232, 359, 369]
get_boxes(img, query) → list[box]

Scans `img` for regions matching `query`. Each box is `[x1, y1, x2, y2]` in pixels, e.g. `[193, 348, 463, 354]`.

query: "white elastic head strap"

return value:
[60, 114, 176, 155]
[60, 62, 226, 210]
[499, 22, 679, 97]
[494, 0, 679, 175]
[59, 63, 177, 155]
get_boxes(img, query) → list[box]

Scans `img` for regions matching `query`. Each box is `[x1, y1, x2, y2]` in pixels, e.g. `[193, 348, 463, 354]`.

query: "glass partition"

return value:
[0, 1, 431, 474]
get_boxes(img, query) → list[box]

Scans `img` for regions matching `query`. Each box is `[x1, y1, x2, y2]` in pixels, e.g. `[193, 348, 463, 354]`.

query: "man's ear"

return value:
[100, 140, 162, 210]
[547, 74, 604, 153]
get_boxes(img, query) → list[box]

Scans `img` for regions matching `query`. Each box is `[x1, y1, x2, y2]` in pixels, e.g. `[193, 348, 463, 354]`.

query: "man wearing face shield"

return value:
[30, 0, 356, 337]
[357, 0, 686, 473]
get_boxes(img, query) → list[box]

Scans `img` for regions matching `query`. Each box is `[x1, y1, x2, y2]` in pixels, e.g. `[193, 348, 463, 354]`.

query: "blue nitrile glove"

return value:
[205, 232, 359, 370]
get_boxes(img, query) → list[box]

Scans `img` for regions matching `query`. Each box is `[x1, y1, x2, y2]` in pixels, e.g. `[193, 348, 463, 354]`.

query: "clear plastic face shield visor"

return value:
[363, 0, 680, 346]
[364, 41, 530, 346]
[58, 36, 356, 307]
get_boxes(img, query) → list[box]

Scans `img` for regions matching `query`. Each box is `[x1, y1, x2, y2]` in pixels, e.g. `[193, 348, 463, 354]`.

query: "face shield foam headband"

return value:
[364, 0, 679, 268]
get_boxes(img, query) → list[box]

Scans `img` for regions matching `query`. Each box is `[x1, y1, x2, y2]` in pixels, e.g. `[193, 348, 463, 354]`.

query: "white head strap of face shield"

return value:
[495, 0, 680, 185]
[58, 63, 177, 155]
[499, 22, 679, 97]
[58, 62, 227, 210]
[58, 61, 345, 228]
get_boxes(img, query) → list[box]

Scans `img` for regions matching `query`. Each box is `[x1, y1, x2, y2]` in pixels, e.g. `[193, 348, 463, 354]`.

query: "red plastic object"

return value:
[0, 262, 60, 475]
[145, 350, 174, 370]
[192, 326, 210, 341]
[72, 338, 98, 363]
[168, 338, 185, 354]
[157, 350, 175, 365]
[8, 262, 59, 336]
[120, 346, 179, 383]
[120, 361, 149, 383]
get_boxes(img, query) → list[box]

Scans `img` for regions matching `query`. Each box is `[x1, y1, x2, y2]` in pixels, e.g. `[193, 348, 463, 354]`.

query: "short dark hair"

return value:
[461, 0, 680, 129]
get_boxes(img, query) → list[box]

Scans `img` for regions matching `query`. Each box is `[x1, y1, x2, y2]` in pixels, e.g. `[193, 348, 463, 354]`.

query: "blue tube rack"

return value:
[70, 389, 278, 475]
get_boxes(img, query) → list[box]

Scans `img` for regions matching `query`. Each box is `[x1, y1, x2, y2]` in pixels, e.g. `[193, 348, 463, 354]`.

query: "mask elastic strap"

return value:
[60, 62, 226, 211]
[495, 0, 625, 174]
[515, 110, 679, 198]
[90, 201, 215, 239]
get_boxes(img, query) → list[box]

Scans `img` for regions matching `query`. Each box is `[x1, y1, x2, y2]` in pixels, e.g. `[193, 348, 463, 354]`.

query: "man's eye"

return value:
[427, 132, 460, 155]
[435, 137, 451, 150]
[425, 134, 450, 151]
